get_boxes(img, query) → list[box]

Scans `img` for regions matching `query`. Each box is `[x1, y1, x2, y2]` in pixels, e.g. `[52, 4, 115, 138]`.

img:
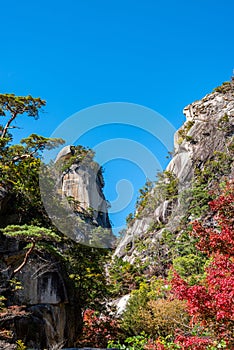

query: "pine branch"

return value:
[13, 242, 36, 275]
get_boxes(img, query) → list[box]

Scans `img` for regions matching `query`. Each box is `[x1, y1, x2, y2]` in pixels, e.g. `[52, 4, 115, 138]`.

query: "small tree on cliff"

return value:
[1, 225, 61, 276]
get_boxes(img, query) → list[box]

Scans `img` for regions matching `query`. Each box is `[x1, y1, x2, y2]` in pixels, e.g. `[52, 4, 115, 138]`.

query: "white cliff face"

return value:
[56, 151, 111, 229]
[168, 86, 234, 186]
[114, 217, 152, 260]
[62, 165, 107, 215]
[116, 294, 131, 315]
[114, 79, 234, 263]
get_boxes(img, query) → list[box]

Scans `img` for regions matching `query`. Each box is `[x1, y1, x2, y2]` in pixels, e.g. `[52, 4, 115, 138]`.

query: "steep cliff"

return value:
[114, 78, 234, 275]
[0, 236, 81, 349]
[56, 145, 111, 229]
[0, 147, 112, 349]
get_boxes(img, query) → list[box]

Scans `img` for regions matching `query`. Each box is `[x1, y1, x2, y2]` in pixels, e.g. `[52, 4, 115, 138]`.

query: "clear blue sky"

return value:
[1, 0, 233, 233]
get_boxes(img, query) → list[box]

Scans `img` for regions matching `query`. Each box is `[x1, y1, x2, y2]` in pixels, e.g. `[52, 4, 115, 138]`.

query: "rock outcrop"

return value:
[61, 162, 111, 229]
[0, 234, 82, 348]
[114, 78, 234, 267]
[0, 149, 112, 348]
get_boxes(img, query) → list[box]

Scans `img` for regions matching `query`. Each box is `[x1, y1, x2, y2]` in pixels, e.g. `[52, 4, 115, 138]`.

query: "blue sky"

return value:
[1, 0, 233, 233]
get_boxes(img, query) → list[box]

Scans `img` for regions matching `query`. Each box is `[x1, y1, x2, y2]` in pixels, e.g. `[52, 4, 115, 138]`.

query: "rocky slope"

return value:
[114, 78, 234, 273]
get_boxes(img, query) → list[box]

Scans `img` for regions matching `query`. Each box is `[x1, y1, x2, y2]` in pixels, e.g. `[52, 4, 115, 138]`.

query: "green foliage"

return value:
[1, 224, 61, 242]
[155, 336, 182, 349]
[108, 257, 143, 296]
[121, 278, 170, 335]
[136, 180, 154, 210]
[9, 278, 23, 291]
[108, 333, 149, 350]
[126, 212, 134, 226]
[177, 120, 195, 142]
[161, 226, 204, 263]
[147, 221, 165, 234]
[121, 278, 190, 339]
[0, 296, 6, 310]
[135, 171, 178, 220]
[63, 242, 109, 309]
[188, 148, 233, 219]
[188, 183, 211, 218]
[90, 226, 115, 249]
[16, 339, 26, 350]
[217, 113, 230, 131]
[0, 93, 45, 115]
[0, 91, 117, 349]
[213, 81, 232, 93]
[172, 254, 206, 284]
[0, 93, 64, 225]
[154, 171, 179, 202]
[58, 145, 104, 186]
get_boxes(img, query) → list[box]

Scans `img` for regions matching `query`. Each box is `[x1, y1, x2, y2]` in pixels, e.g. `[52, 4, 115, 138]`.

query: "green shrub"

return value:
[108, 333, 149, 350]
[121, 279, 172, 336]
[213, 81, 231, 93]
[16, 340, 26, 350]
[172, 254, 206, 284]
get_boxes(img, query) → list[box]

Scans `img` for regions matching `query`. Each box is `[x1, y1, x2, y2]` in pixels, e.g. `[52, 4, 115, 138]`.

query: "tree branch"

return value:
[13, 242, 36, 275]
[11, 147, 39, 163]
[1, 111, 18, 139]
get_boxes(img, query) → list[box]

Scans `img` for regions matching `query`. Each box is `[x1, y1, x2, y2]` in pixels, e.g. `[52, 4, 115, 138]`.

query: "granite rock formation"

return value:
[114, 78, 234, 267]
[0, 150, 112, 348]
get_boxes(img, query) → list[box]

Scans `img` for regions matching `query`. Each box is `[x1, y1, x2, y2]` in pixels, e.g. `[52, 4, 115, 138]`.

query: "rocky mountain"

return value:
[114, 78, 234, 276]
[0, 149, 112, 349]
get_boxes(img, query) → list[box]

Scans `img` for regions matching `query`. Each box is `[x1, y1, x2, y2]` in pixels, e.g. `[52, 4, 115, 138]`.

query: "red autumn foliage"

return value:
[175, 334, 213, 349]
[144, 336, 213, 350]
[76, 309, 120, 348]
[171, 181, 234, 347]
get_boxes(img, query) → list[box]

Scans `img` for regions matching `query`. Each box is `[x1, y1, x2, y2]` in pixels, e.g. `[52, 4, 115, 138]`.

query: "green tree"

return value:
[1, 224, 61, 276]
[0, 94, 46, 140]
[0, 93, 64, 224]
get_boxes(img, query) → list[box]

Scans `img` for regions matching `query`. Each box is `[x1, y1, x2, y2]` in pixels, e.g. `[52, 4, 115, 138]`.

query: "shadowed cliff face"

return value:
[114, 79, 234, 267]
[0, 233, 82, 349]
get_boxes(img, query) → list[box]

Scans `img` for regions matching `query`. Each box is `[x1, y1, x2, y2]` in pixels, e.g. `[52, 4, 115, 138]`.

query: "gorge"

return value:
[0, 78, 233, 349]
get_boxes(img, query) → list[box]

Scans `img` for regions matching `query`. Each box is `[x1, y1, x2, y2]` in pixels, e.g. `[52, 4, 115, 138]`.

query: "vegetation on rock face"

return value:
[0, 93, 112, 348]
[108, 257, 144, 296]
[171, 181, 234, 348]
[213, 80, 233, 94]
[128, 170, 179, 225]
[104, 80, 234, 350]
[106, 182, 234, 350]
[177, 120, 195, 144]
